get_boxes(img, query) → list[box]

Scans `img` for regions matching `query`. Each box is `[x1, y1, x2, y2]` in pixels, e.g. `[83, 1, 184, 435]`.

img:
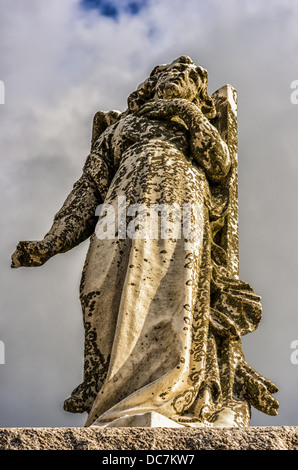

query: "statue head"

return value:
[127, 56, 216, 119]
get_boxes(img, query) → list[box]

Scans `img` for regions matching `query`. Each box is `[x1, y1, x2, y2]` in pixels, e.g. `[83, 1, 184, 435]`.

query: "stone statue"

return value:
[11, 56, 279, 427]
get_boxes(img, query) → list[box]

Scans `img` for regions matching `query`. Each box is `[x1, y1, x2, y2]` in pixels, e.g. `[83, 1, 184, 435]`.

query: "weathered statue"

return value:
[11, 56, 279, 427]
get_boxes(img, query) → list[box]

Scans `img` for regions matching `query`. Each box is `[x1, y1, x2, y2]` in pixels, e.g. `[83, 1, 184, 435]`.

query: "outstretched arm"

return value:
[10, 108, 121, 268]
[11, 109, 120, 269]
[11, 151, 111, 268]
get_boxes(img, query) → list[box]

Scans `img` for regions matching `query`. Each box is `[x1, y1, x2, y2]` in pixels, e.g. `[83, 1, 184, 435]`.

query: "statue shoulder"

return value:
[91, 109, 122, 147]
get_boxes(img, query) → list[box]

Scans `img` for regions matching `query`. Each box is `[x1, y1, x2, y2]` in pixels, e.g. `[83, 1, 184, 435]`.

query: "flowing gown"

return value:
[58, 111, 268, 427]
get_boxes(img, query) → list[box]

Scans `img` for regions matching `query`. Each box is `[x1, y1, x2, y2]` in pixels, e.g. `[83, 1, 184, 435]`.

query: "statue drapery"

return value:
[11, 56, 279, 427]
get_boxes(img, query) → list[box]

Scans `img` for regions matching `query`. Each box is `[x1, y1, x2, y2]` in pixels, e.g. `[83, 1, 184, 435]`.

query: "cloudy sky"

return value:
[1, 0, 298, 428]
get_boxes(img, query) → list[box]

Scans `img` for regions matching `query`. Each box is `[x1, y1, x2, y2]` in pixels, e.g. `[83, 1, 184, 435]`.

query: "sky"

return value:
[1, 0, 298, 428]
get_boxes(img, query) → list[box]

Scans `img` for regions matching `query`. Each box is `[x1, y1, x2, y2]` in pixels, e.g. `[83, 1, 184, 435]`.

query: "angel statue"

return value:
[11, 56, 279, 427]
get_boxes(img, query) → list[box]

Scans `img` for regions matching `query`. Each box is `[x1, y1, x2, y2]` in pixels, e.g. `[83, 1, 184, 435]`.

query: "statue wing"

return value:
[91, 110, 121, 151]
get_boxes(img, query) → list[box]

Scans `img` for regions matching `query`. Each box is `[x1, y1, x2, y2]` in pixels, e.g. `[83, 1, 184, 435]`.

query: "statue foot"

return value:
[63, 382, 95, 414]
[209, 401, 250, 428]
[64, 395, 88, 413]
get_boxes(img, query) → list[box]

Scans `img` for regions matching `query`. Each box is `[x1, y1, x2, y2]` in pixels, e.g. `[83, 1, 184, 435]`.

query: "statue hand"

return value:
[11, 237, 58, 268]
[136, 98, 198, 121]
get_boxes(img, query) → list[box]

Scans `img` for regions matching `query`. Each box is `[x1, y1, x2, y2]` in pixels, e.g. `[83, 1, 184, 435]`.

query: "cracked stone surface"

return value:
[0, 427, 297, 450]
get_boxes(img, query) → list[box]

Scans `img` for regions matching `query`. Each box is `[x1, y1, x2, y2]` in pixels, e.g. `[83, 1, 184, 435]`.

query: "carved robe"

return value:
[57, 109, 277, 427]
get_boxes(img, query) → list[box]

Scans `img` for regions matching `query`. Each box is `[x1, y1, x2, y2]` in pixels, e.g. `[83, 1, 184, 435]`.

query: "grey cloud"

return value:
[1, 0, 298, 427]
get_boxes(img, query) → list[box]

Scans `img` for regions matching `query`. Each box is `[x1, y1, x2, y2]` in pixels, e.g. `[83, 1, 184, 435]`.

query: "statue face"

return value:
[153, 61, 201, 101]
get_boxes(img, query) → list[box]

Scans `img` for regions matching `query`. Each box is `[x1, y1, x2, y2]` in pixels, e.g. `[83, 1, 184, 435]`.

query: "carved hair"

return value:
[126, 56, 216, 120]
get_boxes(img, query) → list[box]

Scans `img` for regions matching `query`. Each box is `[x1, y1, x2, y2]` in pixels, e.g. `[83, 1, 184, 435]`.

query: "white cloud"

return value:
[1, 0, 298, 427]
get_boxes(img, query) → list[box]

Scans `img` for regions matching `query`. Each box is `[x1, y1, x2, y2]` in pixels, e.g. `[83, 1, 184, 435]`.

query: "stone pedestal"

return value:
[96, 411, 184, 428]
[0, 426, 297, 450]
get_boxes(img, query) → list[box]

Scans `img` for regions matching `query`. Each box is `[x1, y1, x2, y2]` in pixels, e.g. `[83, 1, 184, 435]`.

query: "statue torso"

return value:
[110, 114, 189, 168]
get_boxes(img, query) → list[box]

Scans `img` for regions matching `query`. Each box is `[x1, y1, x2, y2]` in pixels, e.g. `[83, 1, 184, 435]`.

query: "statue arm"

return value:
[11, 124, 116, 268]
[45, 152, 110, 251]
[176, 102, 231, 182]
[137, 98, 231, 182]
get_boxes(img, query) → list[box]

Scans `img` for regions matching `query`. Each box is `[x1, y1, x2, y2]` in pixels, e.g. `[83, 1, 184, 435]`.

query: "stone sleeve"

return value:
[181, 105, 231, 183]
[43, 151, 111, 254]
